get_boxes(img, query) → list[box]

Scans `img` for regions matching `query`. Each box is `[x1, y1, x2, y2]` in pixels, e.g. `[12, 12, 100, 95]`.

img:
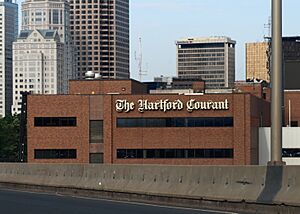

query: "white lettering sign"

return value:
[115, 99, 229, 113]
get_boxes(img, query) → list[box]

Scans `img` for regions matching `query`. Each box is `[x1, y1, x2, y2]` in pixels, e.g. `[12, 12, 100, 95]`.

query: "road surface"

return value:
[0, 189, 238, 214]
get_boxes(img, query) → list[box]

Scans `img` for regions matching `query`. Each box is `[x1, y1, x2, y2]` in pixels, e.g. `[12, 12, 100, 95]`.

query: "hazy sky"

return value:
[130, 0, 300, 81]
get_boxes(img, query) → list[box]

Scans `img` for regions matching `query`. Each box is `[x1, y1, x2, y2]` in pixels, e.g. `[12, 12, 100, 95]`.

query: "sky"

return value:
[130, 0, 300, 82]
[16, 0, 300, 82]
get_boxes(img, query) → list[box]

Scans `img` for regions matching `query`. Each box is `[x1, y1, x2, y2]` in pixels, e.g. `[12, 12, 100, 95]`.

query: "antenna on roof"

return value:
[134, 37, 147, 82]
[264, 16, 271, 40]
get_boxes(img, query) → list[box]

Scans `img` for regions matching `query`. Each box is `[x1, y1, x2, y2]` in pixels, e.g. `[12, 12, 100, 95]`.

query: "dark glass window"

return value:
[117, 149, 233, 159]
[282, 149, 300, 157]
[291, 121, 298, 127]
[34, 149, 76, 159]
[90, 120, 103, 143]
[117, 117, 233, 128]
[34, 117, 76, 127]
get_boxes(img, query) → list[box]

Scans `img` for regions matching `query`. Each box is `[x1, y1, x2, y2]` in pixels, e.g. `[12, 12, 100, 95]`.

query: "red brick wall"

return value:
[284, 92, 300, 126]
[69, 79, 147, 95]
[104, 93, 268, 165]
[27, 92, 270, 165]
[27, 95, 90, 163]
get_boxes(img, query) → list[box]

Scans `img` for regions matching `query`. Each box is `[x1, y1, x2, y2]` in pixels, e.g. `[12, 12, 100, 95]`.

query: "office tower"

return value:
[21, 0, 76, 93]
[0, 0, 18, 118]
[246, 42, 270, 82]
[70, 0, 129, 79]
[176, 37, 236, 89]
[11, 29, 63, 114]
[246, 37, 300, 85]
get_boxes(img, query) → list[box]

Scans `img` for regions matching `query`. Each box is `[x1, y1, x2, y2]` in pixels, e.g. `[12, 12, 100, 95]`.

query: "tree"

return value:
[0, 115, 20, 162]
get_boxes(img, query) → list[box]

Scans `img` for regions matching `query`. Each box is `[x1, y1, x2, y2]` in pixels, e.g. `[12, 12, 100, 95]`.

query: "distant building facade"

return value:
[69, 0, 129, 79]
[21, 0, 76, 93]
[176, 37, 236, 89]
[12, 30, 63, 114]
[0, 0, 18, 117]
[246, 37, 300, 88]
[245, 42, 270, 82]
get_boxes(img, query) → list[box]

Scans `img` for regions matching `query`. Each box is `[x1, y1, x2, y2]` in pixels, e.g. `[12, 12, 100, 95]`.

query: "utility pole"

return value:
[269, 0, 285, 165]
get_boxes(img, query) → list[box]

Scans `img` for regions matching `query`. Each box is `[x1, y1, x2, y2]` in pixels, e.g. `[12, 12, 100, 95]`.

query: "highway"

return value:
[0, 189, 238, 214]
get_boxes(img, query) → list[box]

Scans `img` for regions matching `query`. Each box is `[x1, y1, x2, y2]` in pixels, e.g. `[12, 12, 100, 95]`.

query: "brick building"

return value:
[27, 79, 271, 165]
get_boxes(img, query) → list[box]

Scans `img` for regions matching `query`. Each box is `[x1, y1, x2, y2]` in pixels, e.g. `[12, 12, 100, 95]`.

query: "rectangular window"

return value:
[53, 9, 59, 24]
[34, 149, 76, 159]
[89, 153, 104, 163]
[282, 149, 300, 158]
[291, 121, 298, 127]
[117, 117, 233, 128]
[34, 117, 76, 127]
[117, 149, 233, 159]
[89, 120, 103, 143]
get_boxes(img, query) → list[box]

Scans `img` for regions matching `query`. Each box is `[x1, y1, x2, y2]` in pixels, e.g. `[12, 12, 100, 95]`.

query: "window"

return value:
[282, 149, 300, 157]
[89, 153, 104, 163]
[291, 121, 298, 127]
[34, 149, 76, 159]
[90, 120, 103, 143]
[34, 117, 76, 127]
[117, 117, 233, 128]
[117, 149, 233, 159]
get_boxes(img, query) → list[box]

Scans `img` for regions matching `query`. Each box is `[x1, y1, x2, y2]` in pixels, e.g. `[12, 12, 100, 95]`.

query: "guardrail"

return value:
[0, 164, 299, 213]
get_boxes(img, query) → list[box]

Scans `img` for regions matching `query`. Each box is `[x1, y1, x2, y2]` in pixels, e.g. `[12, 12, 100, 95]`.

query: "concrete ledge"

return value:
[0, 164, 300, 213]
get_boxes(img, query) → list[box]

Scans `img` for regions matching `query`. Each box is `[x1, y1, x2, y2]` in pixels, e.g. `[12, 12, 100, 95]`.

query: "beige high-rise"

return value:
[246, 38, 300, 83]
[21, 0, 76, 94]
[70, 0, 129, 79]
[176, 37, 236, 89]
[245, 42, 270, 82]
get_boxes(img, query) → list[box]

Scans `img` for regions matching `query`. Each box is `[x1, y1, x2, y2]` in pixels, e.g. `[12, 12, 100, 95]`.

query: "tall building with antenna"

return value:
[70, 0, 129, 79]
[0, 0, 18, 117]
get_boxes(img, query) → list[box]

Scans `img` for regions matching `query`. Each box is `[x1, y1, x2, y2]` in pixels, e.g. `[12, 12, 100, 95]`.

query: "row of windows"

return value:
[34, 149, 76, 159]
[117, 149, 233, 159]
[117, 117, 233, 128]
[179, 43, 225, 49]
[34, 117, 76, 127]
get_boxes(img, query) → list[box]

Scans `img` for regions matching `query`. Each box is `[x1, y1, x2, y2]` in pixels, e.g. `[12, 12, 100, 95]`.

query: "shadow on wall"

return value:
[257, 166, 283, 203]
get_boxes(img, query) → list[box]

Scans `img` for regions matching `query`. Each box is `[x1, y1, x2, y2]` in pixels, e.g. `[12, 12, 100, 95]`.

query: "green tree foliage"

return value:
[0, 115, 20, 162]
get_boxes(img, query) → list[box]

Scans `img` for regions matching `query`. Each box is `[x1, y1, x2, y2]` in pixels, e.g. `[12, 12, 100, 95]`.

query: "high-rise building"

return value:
[246, 37, 300, 84]
[0, 0, 18, 118]
[21, 0, 76, 93]
[245, 42, 270, 82]
[176, 37, 236, 89]
[12, 29, 64, 114]
[70, 0, 129, 79]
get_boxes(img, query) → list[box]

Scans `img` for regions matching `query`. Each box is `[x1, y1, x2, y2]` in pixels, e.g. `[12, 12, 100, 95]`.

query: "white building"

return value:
[0, 0, 18, 117]
[21, 0, 76, 94]
[12, 29, 63, 114]
[176, 37, 236, 89]
[259, 127, 300, 165]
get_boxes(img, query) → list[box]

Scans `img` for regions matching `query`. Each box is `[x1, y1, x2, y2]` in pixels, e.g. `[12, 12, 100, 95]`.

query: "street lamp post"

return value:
[269, 0, 285, 165]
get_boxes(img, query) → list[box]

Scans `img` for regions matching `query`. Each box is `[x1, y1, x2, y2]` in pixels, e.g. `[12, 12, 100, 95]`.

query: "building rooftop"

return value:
[18, 29, 59, 40]
[176, 36, 236, 44]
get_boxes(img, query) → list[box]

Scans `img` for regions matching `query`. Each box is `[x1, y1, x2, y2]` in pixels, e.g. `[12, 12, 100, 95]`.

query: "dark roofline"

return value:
[69, 78, 144, 85]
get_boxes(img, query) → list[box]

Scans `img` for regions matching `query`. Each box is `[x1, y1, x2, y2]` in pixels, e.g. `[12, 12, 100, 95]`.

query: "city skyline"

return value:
[130, 0, 300, 81]
[13, 0, 300, 82]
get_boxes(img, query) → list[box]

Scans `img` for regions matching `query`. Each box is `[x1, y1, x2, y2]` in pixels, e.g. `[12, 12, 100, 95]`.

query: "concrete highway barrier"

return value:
[0, 164, 299, 213]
